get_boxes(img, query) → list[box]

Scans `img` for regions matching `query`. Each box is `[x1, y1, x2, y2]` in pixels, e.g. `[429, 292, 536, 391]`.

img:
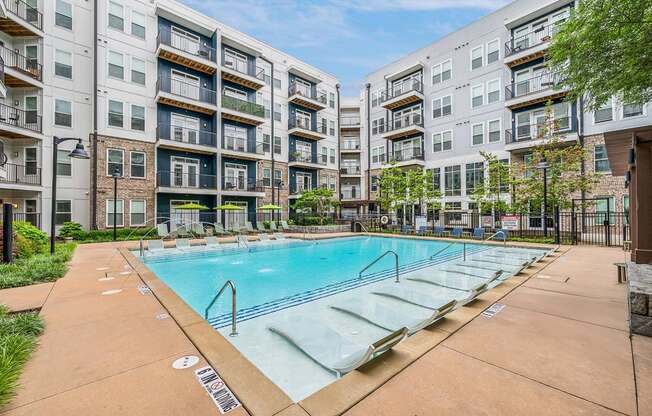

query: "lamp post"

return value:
[111, 167, 122, 241]
[274, 181, 284, 221]
[50, 137, 90, 254]
[537, 158, 550, 237]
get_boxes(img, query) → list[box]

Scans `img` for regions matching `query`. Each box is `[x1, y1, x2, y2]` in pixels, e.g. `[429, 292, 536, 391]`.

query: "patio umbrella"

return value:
[215, 204, 244, 211]
[174, 203, 210, 210]
[257, 204, 283, 211]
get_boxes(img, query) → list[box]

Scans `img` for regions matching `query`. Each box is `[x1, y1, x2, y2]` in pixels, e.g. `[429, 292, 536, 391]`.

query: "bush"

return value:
[58, 222, 84, 239]
[0, 243, 76, 290]
[14, 235, 35, 259]
[12, 222, 47, 256]
[293, 216, 334, 226]
[71, 227, 157, 243]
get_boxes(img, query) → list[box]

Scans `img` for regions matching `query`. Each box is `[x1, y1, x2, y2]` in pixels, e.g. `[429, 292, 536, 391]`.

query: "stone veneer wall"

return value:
[91, 135, 156, 230]
[629, 263, 652, 336]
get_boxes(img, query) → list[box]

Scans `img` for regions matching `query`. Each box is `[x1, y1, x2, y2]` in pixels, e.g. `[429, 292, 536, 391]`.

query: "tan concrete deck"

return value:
[0, 282, 54, 312]
[0, 238, 648, 416]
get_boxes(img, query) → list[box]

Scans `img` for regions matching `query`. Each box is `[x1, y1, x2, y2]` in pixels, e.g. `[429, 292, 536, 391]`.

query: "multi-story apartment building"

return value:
[0, 0, 340, 233]
[359, 0, 648, 218]
[339, 96, 367, 217]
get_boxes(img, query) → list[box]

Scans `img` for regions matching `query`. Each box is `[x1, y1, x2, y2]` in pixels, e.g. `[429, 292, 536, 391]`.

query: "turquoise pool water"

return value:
[142, 236, 484, 321]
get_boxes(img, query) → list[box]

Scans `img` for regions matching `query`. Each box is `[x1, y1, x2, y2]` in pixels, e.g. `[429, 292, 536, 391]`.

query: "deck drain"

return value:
[98, 277, 115, 282]
[482, 303, 505, 318]
[172, 355, 199, 369]
[101, 289, 123, 296]
[137, 285, 151, 295]
[156, 312, 170, 320]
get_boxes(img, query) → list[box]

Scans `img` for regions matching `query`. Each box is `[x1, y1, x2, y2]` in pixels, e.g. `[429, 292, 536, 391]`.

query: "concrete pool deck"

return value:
[0, 234, 649, 416]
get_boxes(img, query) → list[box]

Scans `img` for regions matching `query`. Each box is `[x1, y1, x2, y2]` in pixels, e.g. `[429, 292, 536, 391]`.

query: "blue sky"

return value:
[180, 0, 510, 96]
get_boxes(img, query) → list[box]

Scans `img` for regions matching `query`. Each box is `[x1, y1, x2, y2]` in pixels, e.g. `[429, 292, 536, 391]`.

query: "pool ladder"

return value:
[486, 230, 507, 247]
[358, 250, 400, 283]
[205, 280, 238, 337]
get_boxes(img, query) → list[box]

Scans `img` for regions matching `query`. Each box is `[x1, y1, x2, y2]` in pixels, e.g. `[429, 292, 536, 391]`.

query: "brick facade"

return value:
[91, 135, 156, 230]
[258, 161, 289, 217]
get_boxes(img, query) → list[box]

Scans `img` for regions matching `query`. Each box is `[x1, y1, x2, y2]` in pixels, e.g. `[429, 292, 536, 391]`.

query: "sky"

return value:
[179, 0, 511, 96]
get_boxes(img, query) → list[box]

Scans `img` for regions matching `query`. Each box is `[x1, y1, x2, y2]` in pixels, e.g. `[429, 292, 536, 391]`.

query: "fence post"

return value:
[554, 206, 560, 245]
[2, 203, 13, 263]
[571, 206, 577, 245]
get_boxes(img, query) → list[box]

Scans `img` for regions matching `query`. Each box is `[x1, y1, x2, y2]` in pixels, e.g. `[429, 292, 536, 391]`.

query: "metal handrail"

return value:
[429, 242, 455, 260]
[486, 230, 507, 247]
[359, 250, 400, 283]
[353, 221, 369, 233]
[204, 280, 237, 337]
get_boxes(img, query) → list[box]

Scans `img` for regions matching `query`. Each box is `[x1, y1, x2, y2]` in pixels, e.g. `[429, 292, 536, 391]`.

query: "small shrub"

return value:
[58, 222, 84, 239]
[12, 222, 47, 256]
[0, 243, 76, 290]
[14, 235, 35, 259]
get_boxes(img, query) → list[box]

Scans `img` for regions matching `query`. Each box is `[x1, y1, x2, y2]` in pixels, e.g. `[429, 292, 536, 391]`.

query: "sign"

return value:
[501, 215, 519, 230]
[481, 215, 494, 228]
[195, 366, 241, 413]
[415, 215, 427, 229]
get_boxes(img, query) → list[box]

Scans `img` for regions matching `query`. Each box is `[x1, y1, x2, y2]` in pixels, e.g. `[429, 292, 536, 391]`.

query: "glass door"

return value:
[25, 45, 38, 75]
[295, 109, 311, 129]
[171, 70, 199, 100]
[294, 78, 311, 97]
[224, 200, 247, 231]
[295, 141, 311, 162]
[24, 147, 37, 176]
[171, 114, 200, 144]
[532, 110, 546, 138]
[516, 112, 531, 139]
[513, 26, 530, 50]
[25, 96, 38, 125]
[224, 163, 247, 190]
[296, 173, 312, 193]
[171, 157, 199, 188]
[171, 27, 200, 55]
[224, 48, 248, 74]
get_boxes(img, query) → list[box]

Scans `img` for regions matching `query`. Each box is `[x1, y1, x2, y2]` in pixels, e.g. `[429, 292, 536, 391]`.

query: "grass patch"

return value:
[0, 243, 76, 290]
[0, 305, 43, 408]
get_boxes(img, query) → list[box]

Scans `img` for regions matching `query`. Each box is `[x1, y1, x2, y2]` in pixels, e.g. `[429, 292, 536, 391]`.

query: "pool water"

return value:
[142, 236, 483, 320]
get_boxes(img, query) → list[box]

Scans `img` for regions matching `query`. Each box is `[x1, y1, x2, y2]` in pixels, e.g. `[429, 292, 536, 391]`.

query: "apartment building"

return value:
[339, 96, 367, 217]
[0, 0, 340, 233]
[359, 0, 648, 217]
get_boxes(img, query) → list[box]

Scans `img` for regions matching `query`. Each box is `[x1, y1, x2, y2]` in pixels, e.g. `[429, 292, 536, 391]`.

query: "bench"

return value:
[614, 262, 627, 283]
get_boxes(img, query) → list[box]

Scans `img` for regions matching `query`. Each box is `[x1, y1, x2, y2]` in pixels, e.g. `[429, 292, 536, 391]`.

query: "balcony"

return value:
[505, 72, 567, 109]
[221, 136, 265, 160]
[340, 166, 361, 176]
[382, 113, 424, 140]
[505, 117, 578, 152]
[0, 56, 5, 98]
[341, 187, 360, 201]
[0, 0, 43, 37]
[341, 140, 361, 152]
[221, 94, 266, 126]
[222, 177, 265, 196]
[504, 22, 560, 67]
[288, 116, 327, 141]
[157, 27, 217, 75]
[156, 171, 217, 194]
[156, 76, 217, 115]
[0, 162, 41, 189]
[340, 116, 361, 129]
[386, 146, 425, 167]
[0, 211, 41, 228]
[381, 79, 424, 110]
[0, 102, 42, 138]
[289, 183, 319, 197]
[156, 124, 217, 154]
[288, 152, 326, 170]
[221, 55, 266, 91]
[288, 82, 327, 111]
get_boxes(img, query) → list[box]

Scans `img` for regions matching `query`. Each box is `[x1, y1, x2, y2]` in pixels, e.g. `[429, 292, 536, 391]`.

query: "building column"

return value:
[632, 137, 652, 264]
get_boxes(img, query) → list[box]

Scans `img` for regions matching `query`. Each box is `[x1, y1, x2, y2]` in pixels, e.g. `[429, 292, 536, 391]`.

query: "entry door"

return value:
[171, 157, 199, 188]
[515, 69, 530, 96]
[24, 147, 37, 176]
[25, 96, 38, 125]
[225, 163, 247, 190]
[294, 78, 311, 96]
[224, 200, 247, 230]
[171, 26, 200, 55]
[171, 114, 199, 144]
[25, 45, 38, 74]
[171, 70, 200, 100]
[296, 173, 312, 193]
[24, 199, 38, 227]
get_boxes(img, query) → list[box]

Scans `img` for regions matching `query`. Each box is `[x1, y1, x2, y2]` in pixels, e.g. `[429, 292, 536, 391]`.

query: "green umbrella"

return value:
[174, 203, 210, 210]
[257, 204, 283, 211]
[215, 204, 244, 211]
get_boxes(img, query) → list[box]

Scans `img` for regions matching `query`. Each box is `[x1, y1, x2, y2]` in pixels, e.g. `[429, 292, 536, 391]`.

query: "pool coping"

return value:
[119, 234, 562, 416]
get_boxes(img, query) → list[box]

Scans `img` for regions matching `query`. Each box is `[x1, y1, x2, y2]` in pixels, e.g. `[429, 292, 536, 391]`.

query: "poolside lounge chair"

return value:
[401, 225, 414, 234]
[213, 223, 229, 235]
[268, 316, 408, 376]
[372, 284, 483, 309]
[269, 221, 278, 231]
[450, 227, 463, 238]
[175, 238, 191, 250]
[467, 255, 536, 269]
[169, 222, 178, 234]
[258, 233, 271, 242]
[472, 227, 485, 240]
[455, 259, 531, 276]
[204, 236, 219, 248]
[273, 232, 286, 240]
[157, 223, 169, 238]
[432, 226, 445, 237]
[417, 226, 431, 235]
[256, 222, 267, 232]
[147, 239, 165, 253]
[192, 223, 205, 236]
[280, 220, 291, 231]
[244, 221, 257, 234]
[407, 270, 502, 295]
[330, 298, 456, 335]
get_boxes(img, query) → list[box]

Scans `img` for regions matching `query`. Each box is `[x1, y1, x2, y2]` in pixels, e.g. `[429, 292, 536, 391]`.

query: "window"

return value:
[108, 1, 124, 31]
[55, 0, 72, 29]
[108, 100, 123, 127]
[106, 200, 124, 227]
[55, 49, 72, 79]
[523, 153, 534, 178]
[472, 123, 484, 145]
[371, 90, 380, 107]
[273, 136, 282, 154]
[108, 51, 124, 79]
[432, 131, 452, 153]
[486, 39, 499, 64]
[488, 119, 501, 142]
[371, 118, 385, 135]
[594, 98, 613, 123]
[594, 144, 610, 172]
[262, 133, 271, 153]
[274, 169, 282, 186]
[57, 150, 72, 176]
[329, 92, 335, 108]
[262, 168, 272, 187]
[623, 102, 643, 118]
[471, 85, 483, 108]
[24, 148, 37, 175]
[432, 95, 452, 119]
[370, 176, 379, 192]
[444, 165, 461, 196]
[107, 149, 124, 176]
[131, 105, 145, 131]
[466, 162, 484, 194]
[330, 148, 336, 164]
[129, 200, 146, 226]
[471, 46, 483, 70]
[55, 200, 72, 225]
[131, 11, 146, 39]
[329, 120, 335, 136]
[131, 57, 145, 85]
[54, 99, 72, 127]
[371, 145, 385, 163]
[274, 103, 281, 122]
[487, 79, 500, 103]
[130, 151, 146, 178]
[430, 168, 441, 192]
[431, 59, 451, 85]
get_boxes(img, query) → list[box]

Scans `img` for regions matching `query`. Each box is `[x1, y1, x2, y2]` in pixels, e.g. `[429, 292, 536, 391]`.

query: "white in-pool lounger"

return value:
[372, 284, 485, 309]
[258, 233, 271, 242]
[147, 239, 165, 253]
[268, 316, 408, 376]
[330, 298, 456, 335]
[175, 238, 191, 250]
[273, 232, 286, 240]
[204, 236, 220, 248]
[456, 258, 533, 275]
[407, 270, 502, 293]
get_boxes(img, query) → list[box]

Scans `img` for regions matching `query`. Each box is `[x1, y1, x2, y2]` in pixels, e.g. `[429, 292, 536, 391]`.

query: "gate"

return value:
[559, 211, 629, 247]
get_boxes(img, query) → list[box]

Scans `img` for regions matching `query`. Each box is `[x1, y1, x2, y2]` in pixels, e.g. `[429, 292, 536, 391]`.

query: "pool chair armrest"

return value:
[331, 327, 408, 375]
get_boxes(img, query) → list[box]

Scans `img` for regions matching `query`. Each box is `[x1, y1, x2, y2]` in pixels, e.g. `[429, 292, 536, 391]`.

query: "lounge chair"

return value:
[256, 222, 267, 232]
[372, 284, 483, 309]
[407, 270, 502, 294]
[417, 226, 431, 235]
[175, 238, 191, 250]
[192, 223, 205, 236]
[472, 227, 485, 240]
[467, 255, 536, 268]
[204, 236, 219, 248]
[434, 264, 507, 280]
[330, 298, 456, 335]
[258, 233, 271, 242]
[213, 223, 229, 235]
[244, 221, 257, 234]
[273, 232, 286, 240]
[147, 239, 165, 253]
[169, 222, 178, 234]
[269, 221, 278, 231]
[450, 227, 463, 238]
[401, 225, 414, 234]
[455, 259, 531, 276]
[280, 220, 291, 231]
[432, 226, 445, 237]
[268, 316, 408, 376]
[157, 223, 169, 238]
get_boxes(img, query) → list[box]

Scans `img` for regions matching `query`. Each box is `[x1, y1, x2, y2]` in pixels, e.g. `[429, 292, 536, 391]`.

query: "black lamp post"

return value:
[537, 158, 550, 237]
[111, 167, 122, 241]
[275, 181, 284, 221]
[50, 137, 90, 254]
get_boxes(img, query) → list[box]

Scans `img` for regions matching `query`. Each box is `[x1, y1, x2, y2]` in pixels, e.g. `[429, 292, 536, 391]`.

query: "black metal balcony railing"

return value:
[222, 94, 265, 118]
[505, 116, 572, 144]
[340, 116, 361, 127]
[386, 113, 423, 131]
[222, 176, 264, 192]
[223, 53, 265, 81]
[505, 72, 563, 100]
[0, 44, 42, 81]
[381, 79, 423, 102]
[157, 124, 217, 147]
[0, 55, 4, 85]
[505, 22, 561, 57]
[157, 76, 217, 105]
[390, 147, 424, 163]
[0, 163, 41, 185]
[0, 212, 41, 228]
[341, 140, 360, 150]
[289, 116, 324, 135]
[289, 153, 326, 166]
[290, 184, 318, 195]
[222, 136, 264, 155]
[156, 171, 217, 189]
[0, 102, 42, 133]
[4, 0, 43, 31]
[341, 188, 358, 200]
[288, 82, 327, 104]
[340, 166, 361, 175]
[157, 27, 217, 62]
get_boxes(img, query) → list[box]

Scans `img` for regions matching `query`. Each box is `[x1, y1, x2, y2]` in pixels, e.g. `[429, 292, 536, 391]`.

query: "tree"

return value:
[291, 187, 339, 224]
[471, 152, 512, 214]
[547, 0, 652, 110]
[377, 166, 441, 223]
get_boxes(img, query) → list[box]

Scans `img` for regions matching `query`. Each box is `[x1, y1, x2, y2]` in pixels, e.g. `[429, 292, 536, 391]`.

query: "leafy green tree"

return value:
[471, 152, 512, 214]
[377, 166, 441, 223]
[547, 0, 652, 110]
[291, 187, 339, 224]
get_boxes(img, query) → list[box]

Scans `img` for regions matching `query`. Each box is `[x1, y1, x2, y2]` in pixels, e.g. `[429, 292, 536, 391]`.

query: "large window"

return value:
[108, 51, 124, 79]
[465, 162, 484, 194]
[108, 100, 123, 127]
[488, 119, 501, 142]
[471, 45, 483, 70]
[472, 123, 484, 145]
[594, 144, 610, 173]
[131, 58, 145, 85]
[55, 50, 72, 79]
[444, 165, 461, 196]
[432, 131, 452, 153]
[431, 59, 451, 85]
[130, 200, 146, 226]
[107, 149, 124, 176]
[487, 79, 500, 103]
[108, 1, 124, 31]
[471, 85, 483, 108]
[262, 168, 272, 187]
[623, 102, 643, 118]
[371, 118, 385, 135]
[54, 99, 72, 127]
[106, 200, 124, 227]
[131, 105, 145, 131]
[371, 145, 386, 163]
[55, 200, 72, 225]
[55, 0, 73, 29]
[57, 150, 71, 176]
[594, 98, 613, 123]
[131, 11, 146, 39]
[130, 151, 146, 178]
[432, 95, 452, 119]
[486, 39, 499, 64]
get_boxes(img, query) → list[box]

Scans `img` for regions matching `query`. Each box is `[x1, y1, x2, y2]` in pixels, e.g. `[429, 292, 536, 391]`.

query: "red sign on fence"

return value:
[501, 215, 519, 230]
